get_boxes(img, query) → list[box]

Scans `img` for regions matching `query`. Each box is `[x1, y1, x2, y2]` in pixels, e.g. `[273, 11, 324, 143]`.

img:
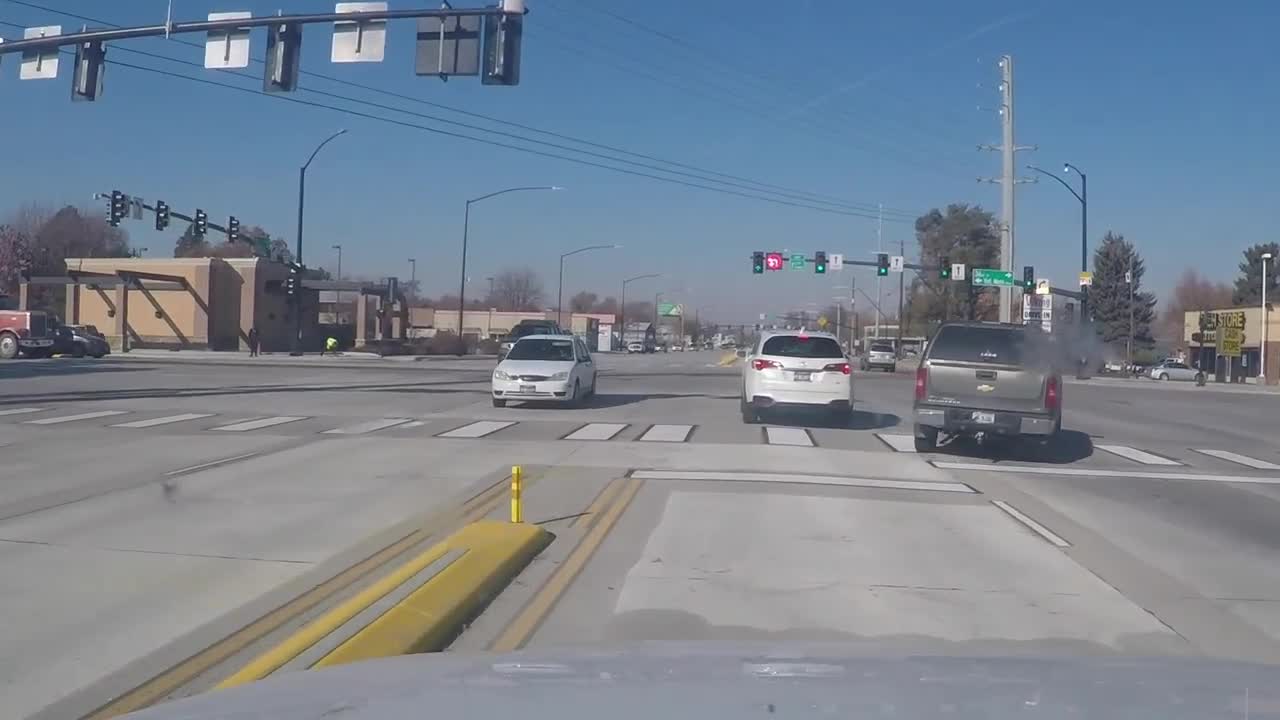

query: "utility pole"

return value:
[979, 55, 1034, 323]
[1127, 254, 1134, 369]
[875, 203, 883, 339]
[896, 235, 905, 357]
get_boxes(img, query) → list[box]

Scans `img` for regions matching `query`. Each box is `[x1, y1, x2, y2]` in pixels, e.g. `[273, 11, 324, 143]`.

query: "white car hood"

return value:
[498, 360, 575, 376]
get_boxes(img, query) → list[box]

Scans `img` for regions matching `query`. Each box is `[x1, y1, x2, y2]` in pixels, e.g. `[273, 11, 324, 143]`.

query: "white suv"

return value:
[740, 331, 853, 423]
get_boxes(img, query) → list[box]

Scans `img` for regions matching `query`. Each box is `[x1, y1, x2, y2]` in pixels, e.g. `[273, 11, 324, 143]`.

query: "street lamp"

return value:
[1027, 162, 1087, 319]
[557, 244, 621, 328]
[408, 258, 416, 287]
[620, 273, 661, 336]
[1263, 251, 1272, 383]
[292, 128, 348, 355]
[458, 185, 561, 353]
[331, 244, 343, 279]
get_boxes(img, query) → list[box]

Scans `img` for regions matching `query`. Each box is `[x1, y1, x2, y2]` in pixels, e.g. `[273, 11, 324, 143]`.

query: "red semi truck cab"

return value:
[0, 310, 53, 359]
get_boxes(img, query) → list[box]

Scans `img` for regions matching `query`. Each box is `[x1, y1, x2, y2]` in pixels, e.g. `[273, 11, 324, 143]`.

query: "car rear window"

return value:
[507, 338, 575, 361]
[511, 324, 557, 340]
[928, 326, 1034, 365]
[870, 343, 894, 353]
[761, 335, 843, 358]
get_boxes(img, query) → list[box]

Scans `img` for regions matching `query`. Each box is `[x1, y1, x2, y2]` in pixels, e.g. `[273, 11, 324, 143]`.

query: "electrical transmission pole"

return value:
[979, 54, 1035, 323]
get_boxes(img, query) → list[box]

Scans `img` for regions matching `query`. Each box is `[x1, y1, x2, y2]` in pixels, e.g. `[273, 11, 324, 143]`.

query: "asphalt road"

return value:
[3, 351, 1280, 718]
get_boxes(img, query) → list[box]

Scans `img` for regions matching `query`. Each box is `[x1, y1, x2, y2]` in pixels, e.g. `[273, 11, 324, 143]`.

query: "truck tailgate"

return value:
[924, 360, 1049, 413]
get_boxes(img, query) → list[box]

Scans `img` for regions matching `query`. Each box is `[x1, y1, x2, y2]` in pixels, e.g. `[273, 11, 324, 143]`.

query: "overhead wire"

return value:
[2, 0, 921, 220]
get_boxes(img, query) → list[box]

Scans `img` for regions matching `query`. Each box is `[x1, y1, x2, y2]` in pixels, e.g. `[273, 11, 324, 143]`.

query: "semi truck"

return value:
[0, 309, 54, 359]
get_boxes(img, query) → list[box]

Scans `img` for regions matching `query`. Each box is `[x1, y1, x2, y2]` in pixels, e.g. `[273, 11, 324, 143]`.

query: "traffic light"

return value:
[193, 209, 208, 237]
[1022, 265, 1034, 290]
[939, 256, 951, 280]
[876, 253, 889, 277]
[227, 216, 240, 244]
[108, 190, 126, 227]
[154, 200, 170, 231]
[752, 251, 764, 274]
[814, 251, 827, 274]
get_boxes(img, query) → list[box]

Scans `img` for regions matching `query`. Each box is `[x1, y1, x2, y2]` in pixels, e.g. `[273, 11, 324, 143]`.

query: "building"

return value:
[1182, 306, 1279, 383]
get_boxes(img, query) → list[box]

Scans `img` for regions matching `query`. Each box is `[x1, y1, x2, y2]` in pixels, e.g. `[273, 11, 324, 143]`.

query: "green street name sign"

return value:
[971, 268, 1015, 287]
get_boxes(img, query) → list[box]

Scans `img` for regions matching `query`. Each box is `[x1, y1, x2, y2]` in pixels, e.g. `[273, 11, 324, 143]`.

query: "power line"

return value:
[2, 0, 921, 219]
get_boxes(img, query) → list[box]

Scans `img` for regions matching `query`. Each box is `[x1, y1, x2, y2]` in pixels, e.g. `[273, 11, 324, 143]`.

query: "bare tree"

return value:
[1158, 268, 1234, 341]
[593, 296, 619, 315]
[0, 225, 32, 297]
[569, 291, 598, 313]
[491, 267, 545, 311]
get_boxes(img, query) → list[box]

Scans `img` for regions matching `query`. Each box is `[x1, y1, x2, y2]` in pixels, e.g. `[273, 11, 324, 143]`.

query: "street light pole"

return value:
[620, 273, 660, 347]
[557, 244, 620, 329]
[1027, 162, 1088, 320]
[332, 244, 343, 279]
[457, 186, 561, 354]
[292, 128, 347, 355]
[1263, 252, 1272, 383]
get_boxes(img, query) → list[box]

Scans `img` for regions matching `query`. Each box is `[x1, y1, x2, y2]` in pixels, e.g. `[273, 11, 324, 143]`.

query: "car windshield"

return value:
[761, 335, 843, 358]
[506, 338, 575, 361]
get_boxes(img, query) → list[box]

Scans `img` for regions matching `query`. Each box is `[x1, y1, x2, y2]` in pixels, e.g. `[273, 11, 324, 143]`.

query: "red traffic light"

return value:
[765, 252, 784, 271]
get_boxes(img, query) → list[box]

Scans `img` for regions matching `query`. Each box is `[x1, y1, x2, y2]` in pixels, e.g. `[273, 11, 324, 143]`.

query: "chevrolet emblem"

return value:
[976, 384, 995, 392]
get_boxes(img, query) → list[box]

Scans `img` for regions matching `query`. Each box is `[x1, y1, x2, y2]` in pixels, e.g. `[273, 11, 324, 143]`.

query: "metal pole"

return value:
[1080, 170, 1089, 323]
[409, 258, 416, 286]
[1127, 254, 1133, 370]
[333, 245, 342, 279]
[557, 253, 565, 329]
[998, 55, 1015, 323]
[896, 235, 905, 357]
[457, 200, 471, 354]
[875, 204, 883, 339]
[291, 166, 306, 355]
[1262, 254, 1271, 382]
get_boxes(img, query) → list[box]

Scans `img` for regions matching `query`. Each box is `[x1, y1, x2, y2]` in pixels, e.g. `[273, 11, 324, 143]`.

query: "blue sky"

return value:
[0, 0, 1275, 323]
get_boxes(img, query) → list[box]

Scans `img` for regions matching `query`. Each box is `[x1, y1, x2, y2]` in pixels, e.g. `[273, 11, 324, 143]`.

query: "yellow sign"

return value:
[817, 315, 829, 328]
[1078, 271, 1093, 286]
[1220, 327, 1243, 357]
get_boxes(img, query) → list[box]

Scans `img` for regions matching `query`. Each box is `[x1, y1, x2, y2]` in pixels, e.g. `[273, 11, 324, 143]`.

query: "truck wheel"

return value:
[0, 332, 17, 360]
[913, 425, 938, 452]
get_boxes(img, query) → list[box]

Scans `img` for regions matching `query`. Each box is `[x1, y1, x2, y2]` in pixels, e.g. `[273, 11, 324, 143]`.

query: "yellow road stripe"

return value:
[569, 477, 626, 529]
[489, 476, 643, 652]
[82, 478, 511, 719]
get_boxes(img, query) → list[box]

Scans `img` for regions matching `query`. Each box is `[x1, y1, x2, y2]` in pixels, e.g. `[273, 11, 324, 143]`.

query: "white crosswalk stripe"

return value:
[0, 407, 45, 417]
[876, 433, 917, 452]
[437, 420, 516, 438]
[764, 427, 813, 447]
[212, 416, 307, 432]
[1192, 449, 1280, 470]
[638, 424, 693, 442]
[112, 413, 215, 429]
[1095, 445, 1182, 465]
[26, 410, 129, 425]
[564, 423, 628, 441]
[323, 418, 413, 435]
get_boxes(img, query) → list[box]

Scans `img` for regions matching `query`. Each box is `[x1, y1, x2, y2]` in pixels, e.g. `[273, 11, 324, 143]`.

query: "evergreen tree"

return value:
[1090, 232, 1156, 349]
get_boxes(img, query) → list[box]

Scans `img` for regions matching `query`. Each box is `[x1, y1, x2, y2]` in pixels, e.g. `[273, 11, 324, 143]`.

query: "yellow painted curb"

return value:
[217, 520, 551, 688]
[717, 353, 738, 367]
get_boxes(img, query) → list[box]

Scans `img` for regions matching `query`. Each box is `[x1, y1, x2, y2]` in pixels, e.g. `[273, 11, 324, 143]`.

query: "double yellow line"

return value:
[489, 475, 643, 652]
[82, 477, 515, 720]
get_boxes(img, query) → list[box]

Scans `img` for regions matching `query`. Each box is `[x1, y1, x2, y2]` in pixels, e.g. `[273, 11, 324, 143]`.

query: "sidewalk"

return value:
[113, 348, 498, 369]
[1068, 373, 1280, 396]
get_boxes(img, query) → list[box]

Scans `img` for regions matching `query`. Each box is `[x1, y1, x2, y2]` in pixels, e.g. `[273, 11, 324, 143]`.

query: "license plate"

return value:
[520, 384, 536, 393]
[793, 371, 811, 382]
[972, 411, 995, 424]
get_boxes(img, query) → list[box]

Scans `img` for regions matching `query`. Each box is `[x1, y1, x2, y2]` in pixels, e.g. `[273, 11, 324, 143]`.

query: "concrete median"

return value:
[217, 520, 552, 689]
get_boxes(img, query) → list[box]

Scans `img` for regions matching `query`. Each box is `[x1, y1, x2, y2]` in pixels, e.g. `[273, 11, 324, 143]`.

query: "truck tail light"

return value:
[752, 358, 781, 371]
[915, 366, 928, 401]
[823, 362, 851, 375]
[1045, 375, 1060, 410]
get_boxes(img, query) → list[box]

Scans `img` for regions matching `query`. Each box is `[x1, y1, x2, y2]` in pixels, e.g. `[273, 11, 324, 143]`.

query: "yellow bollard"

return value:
[510, 465, 523, 523]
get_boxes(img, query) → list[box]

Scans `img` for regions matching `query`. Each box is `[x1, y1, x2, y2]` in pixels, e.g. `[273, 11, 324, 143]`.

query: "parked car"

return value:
[492, 334, 597, 407]
[626, 341, 645, 353]
[58, 324, 110, 358]
[740, 330, 853, 424]
[499, 320, 562, 358]
[913, 322, 1061, 452]
[1148, 359, 1203, 382]
[860, 342, 897, 372]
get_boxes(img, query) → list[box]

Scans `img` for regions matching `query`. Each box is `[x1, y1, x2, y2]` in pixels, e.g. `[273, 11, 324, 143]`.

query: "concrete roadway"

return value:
[2, 351, 1280, 717]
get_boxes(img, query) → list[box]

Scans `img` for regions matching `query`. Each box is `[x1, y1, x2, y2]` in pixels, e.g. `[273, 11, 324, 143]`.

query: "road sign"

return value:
[889, 255, 904, 273]
[951, 263, 965, 281]
[1079, 271, 1093, 286]
[1035, 278, 1050, 295]
[972, 268, 1014, 287]
[789, 253, 806, 270]
[657, 303, 682, 317]
[1220, 327, 1243, 357]
[829, 253, 843, 271]
[1124, 270, 1132, 284]
[765, 252, 784, 271]
[817, 316, 828, 328]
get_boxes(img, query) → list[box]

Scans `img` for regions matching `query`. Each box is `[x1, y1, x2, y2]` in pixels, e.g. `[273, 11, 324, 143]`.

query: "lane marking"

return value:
[569, 477, 626, 529]
[25, 410, 129, 425]
[0, 407, 44, 417]
[436, 420, 516, 438]
[84, 478, 514, 719]
[165, 452, 262, 477]
[991, 500, 1070, 547]
[629, 470, 976, 493]
[1095, 444, 1183, 465]
[1192, 449, 1280, 471]
[490, 476, 643, 652]
[932, 460, 1280, 485]
[323, 418, 412, 435]
[876, 433, 917, 452]
[764, 426, 814, 446]
[112, 413, 215, 429]
[638, 424, 693, 442]
[563, 422, 627, 441]
[212, 416, 308, 432]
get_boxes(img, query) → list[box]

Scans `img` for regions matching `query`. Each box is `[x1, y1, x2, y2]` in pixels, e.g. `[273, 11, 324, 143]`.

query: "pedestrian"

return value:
[324, 336, 338, 356]
[247, 327, 259, 357]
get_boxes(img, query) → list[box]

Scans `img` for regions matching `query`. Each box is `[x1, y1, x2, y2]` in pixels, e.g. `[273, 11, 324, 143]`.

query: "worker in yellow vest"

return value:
[324, 336, 338, 355]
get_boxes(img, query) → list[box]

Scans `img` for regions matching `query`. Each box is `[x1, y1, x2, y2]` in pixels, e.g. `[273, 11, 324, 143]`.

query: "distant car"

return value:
[500, 320, 562, 357]
[861, 342, 897, 372]
[671, 344, 684, 352]
[62, 324, 110, 358]
[626, 341, 645, 353]
[740, 330, 853, 424]
[913, 322, 1061, 452]
[492, 334, 597, 407]
[1148, 359, 1202, 382]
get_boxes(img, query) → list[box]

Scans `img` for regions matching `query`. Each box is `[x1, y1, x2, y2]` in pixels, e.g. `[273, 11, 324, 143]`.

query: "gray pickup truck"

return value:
[912, 322, 1062, 452]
